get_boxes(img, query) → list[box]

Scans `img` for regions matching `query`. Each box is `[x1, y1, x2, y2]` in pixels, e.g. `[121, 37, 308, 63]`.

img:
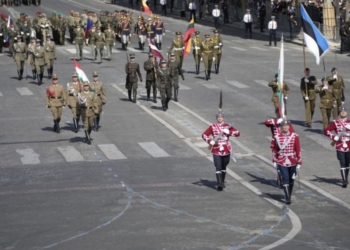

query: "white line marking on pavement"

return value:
[254, 80, 269, 87]
[179, 83, 191, 90]
[306, 135, 334, 151]
[223, 40, 231, 43]
[229, 46, 247, 51]
[202, 83, 219, 89]
[285, 79, 300, 87]
[65, 48, 90, 54]
[98, 144, 127, 160]
[270, 47, 290, 51]
[0, 91, 3, 96]
[57, 146, 85, 162]
[16, 148, 40, 165]
[250, 46, 268, 51]
[226, 80, 250, 89]
[112, 49, 121, 53]
[138, 142, 170, 158]
[165, 30, 172, 33]
[16, 87, 33, 96]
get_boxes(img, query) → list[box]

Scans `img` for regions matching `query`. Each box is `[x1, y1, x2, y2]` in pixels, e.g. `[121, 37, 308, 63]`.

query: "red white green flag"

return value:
[74, 60, 89, 84]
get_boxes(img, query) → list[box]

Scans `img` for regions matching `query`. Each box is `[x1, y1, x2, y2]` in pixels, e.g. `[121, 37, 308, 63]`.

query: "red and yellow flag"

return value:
[183, 18, 195, 57]
[142, 0, 152, 15]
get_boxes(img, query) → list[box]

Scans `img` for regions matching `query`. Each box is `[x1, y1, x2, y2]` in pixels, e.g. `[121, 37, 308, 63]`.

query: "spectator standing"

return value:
[170, 0, 174, 12]
[189, 0, 197, 22]
[268, 16, 277, 46]
[199, 0, 204, 19]
[259, 2, 266, 32]
[160, 0, 167, 16]
[288, 14, 297, 40]
[221, 0, 229, 24]
[212, 5, 221, 29]
[339, 22, 348, 54]
[243, 9, 253, 38]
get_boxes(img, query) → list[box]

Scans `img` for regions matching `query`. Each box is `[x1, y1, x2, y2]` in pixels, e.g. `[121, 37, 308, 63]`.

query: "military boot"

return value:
[47, 69, 51, 79]
[346, 168, 349, 185]
[221, 170, 226, 188]
[40, 73, 44, 84]
[53, 120, 57, 132]
[175, 88, 179, 102]
[198, 64, 200, 75]
[88, 129, 93, 141]
[208, 70, 211, 79]
[196, 65, 199, 75]
[289, 182, 294, 197]
[161, 99, 166, 111]
[283, 184, 291, 204]
[73, 118, 78, 133]
[94, 116, 99, 131]
[96, 116, 100, 130]
[205, 70, 208, 81]
[55, 119, 60, 133]
[165, 97, 170, 110]
[17, 70, 21, 80]
[138, 42, 142, 50]
[132, 90, 137, 103]
[153, 89, 157, 103]
[147, 89, 151, 101]
[32, 70, 37, 80]
[173, 86, 178, 102]
[217, 62, 220, 74]
[84, 130, 91, 145]
[341, 168, 348, 188]
[76, 117, 80, 132]
[128, 90, 132, 101]
[216, 172, 223, 191]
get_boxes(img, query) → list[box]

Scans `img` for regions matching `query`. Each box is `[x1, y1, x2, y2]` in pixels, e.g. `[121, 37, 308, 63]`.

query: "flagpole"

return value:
[302, 28, 308, 101]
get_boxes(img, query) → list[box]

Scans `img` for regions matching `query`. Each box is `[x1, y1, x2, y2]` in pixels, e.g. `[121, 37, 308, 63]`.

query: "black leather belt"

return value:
[50, 97, 61, 99]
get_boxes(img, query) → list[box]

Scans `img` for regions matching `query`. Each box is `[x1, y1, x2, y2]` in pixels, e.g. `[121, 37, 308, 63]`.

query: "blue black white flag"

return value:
[300, 4, 329, 65]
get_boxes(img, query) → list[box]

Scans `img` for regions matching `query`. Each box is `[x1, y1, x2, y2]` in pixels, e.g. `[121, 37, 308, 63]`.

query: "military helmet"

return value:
[339, 106, 347, 112]
[216, 111, 224, 118]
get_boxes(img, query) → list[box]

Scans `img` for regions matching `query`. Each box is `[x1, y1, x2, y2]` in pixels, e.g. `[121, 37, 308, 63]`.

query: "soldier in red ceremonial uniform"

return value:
[324, 106, 350, 188]
[272, 120, 302, 205]
[202, 111, 240, 191]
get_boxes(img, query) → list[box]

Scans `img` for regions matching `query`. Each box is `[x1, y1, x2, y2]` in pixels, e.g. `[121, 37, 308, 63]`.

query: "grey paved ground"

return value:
[1, 1, 350, 250]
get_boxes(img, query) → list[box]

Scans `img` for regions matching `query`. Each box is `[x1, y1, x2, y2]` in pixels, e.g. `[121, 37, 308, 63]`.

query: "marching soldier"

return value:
[67, 72, 82, 133]
[14, 36, 27, 80]
[202, 110, 240, 191]
[120, 17, 131, 50]
[94, 27, 105, 64]
[45, 73, 67, 133]
[212, 29, 223, 74]
[268, 73, 290, 118]
[38, 14, 52, 44]
[168, 52, 184, 102]
[67, 11, 76, 43]
[325, 106, 350, 188]
[327, 67, 345, 120]
[44, 34, 56, 79]
[27, 37, 37, 80]
[87, 25, 97, 60]
[89, 71, 107, 131]
[145, 17, 155, 47]
[74, 24, 85, 60]
[79, 81, 98, 144]
[272, 120, 302, 204]
[19, 18, 31, 45]
[144, 53, 159, 102]
[134, 16, 147, 50]
[103, 24, 115, 60]
[0, 23, 5, 53]
[200, 34, 214, 81]
[33, 39, 45, 85]
[154, 16, 165, 50]
[125, 54, 142, 103]
[315, 78, 334, 129]
[300, 68, 317, 127]
[192, 31, 202, 75]
[168, 31, 184, 70]
[157, 59, 172, 111]
[57, 13, 67, 45]
[6, 23, 19, 57]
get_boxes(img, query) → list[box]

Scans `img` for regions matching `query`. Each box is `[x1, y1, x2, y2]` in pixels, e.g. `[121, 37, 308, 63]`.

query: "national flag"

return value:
[300, 4, 329, 65]
[277, 39, 285, 118]
[149, 39, 164, 62]
[142, 0, 152, 15]
[85, 18, 93, 38]
[183, 18, 195, 57]
[74, 60, 89, 84]
[4, 15, 12, 48]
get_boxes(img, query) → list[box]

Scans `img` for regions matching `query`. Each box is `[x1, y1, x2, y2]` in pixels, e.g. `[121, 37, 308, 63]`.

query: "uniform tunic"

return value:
[67, 81, 82, 117]
[268, 80, 290, 115]
[14, 42, 27, 70]
[44, 40, 56, 68]
[89, 81, 106, 114]
[144, 59, 158, 90]
[33, 46, 45, 74]
[265, 119, 295, 149]
[315, 84, 334, 129]
[167, 59, 183, 89]
[300, 76, 317, 125]
[212, 35, 223, 64]
[168, 38, 184, 68]
[200, 39, 214, 70]
[273, 131, 302, 167]
[125, 62, 142, 90]
[156, 67, 172, 100]
[27, 43, 36, 70]
[46, 84, 67, 120]
[192, 37, 202, 65]
[327, 75, 345, 119]
[79, 91, 98, 130]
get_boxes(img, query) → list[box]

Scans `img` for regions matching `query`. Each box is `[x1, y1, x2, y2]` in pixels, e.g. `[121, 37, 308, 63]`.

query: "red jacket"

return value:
[202, 122, 240, 156]
[273, 131, 302, 167]
[324, 118, 350, 152]
[265, 119, 295, 149]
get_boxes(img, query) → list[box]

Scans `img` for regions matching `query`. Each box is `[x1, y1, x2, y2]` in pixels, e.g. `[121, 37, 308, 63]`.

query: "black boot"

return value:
[283, 184, 291, 204]
[196, 65, 199, 75]
[40, 73, 44, 84]
[76, 117, 80, 132]
[142, 43, 145, 50]
[173, 86, 178, 102]
[217, 62, 220, 74]
[341, 169, 348, 188]
[139, 42, 142, 50]
[50, 67, 53, 78]
[153, 89, 157, 103]
[132, 90, 137, 103]
[32, 70, 37, 80]
[165, 97, 170, 110]
[96, 116, 100, 130]
[289, 182, 294, 197]
[94, 116, 99, 131]
[47, 69, 51, 79]
[84, 130, 91, 145]
[147, 89, 150, 101]
[216, 172, 223, 191]
[161, 99, 166, 111]
[221, 170, 226, 188]
[198, 64, 200, 75]
[159, 43, 162, 50]
[88, 129, 92, 141]
[73, 118, 78, 133]
[17, 70, 21, 80]
[55, 119, 60, 133]
[205, 70, 208, 81]
[346, 168, 349, 185]
[128, 90, 132, 101]
[208, 70, 211, 79]
[214, 64, 218, 74]
[53, 120, 57, 132]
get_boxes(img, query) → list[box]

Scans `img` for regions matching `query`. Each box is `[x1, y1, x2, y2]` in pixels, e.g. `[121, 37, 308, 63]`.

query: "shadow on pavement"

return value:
[192, 178, 217, 191]
[310, 175, 343, 188]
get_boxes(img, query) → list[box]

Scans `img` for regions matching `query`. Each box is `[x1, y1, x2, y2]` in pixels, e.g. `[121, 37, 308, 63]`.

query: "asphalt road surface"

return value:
[1, 1, 350, 250]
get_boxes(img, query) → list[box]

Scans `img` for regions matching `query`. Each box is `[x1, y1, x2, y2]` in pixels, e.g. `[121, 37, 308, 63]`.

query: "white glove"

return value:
[213, 57, 215, 61]
[210, 141, 215, 146]
[304, 78, 309, 83]
[304, 96, 309, 101]
[21, 31, 24, 34]
[334, 136, 340, 141]
[322, 85, 328, 90]
[222, 128, 230, 135]
[346, 124, 350, 130]
[273, 162, 277, 169]
[0, 33, 2, 36]
[333, 102, 337, 108]
[219, 43, 223, 46]
[333, 75, 337, 80]
[296, 165, 301, 171]
[342, 102, 345, 106]
[200, 57, 203, 62]
[277, 118, 283, 124]
[284, 96, 288, 100]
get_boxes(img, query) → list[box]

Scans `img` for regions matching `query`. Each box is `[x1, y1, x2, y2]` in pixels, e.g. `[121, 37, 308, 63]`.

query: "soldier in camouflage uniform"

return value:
[168, 31, 184, 70]
[57, 13, 67, 45]
[327, 67, 345, 120]
[125, 54, 142, 103]
[144, 53, 159, 102]
[268, 73, 290, 118]
[157, 60, 173, 111]
[316, 78, 334, 129]
[192, 31, 202, 75]
[19, 18, 32, 45]
[212, 29, 223, 74]
[67, 72, 82, 133]
[200, 34, 214, 80]
[167, 53, 184, 102]
[89, 71, 107, 131]
[300, 68, 317, 127]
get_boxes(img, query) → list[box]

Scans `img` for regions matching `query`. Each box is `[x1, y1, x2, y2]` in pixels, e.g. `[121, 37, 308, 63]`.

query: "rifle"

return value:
[331, 127, 346, 146]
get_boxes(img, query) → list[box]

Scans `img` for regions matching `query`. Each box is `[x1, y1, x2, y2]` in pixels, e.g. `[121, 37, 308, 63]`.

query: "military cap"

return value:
[195, 31, 200, 35]
[331, 67, 337, 72]
[17, 36, 22, 39]
[339, 106, 347, 112]
[36, 39, 41, 43]
[46, 34, 51, 37]
[280, 120, 291, 126]
[213, 29, 219, 33]
[83, 81, 89, 86]
[30, 36, 36, 40]
[107, 24, 111, 28]
[41, 13, 46, 17]
[52, 74, 58, 79]
[36, 12, 42, 15]
[129, 53, 135, 58]
[216, 111, 224, 118]
[147, 17, 152, 21]
[72, 72, 78, 77]
[149, 53, 154, 57]
[175, 31, 181, 35]
[246, 9, 250, 11]
[205, 34, 210, 38]
[170, 52, 175, 56]
[161, 59, 167, 63]
[138, 15, 143, 19]
[305, 67, 310, 71]
[93, 71, 98, 77]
